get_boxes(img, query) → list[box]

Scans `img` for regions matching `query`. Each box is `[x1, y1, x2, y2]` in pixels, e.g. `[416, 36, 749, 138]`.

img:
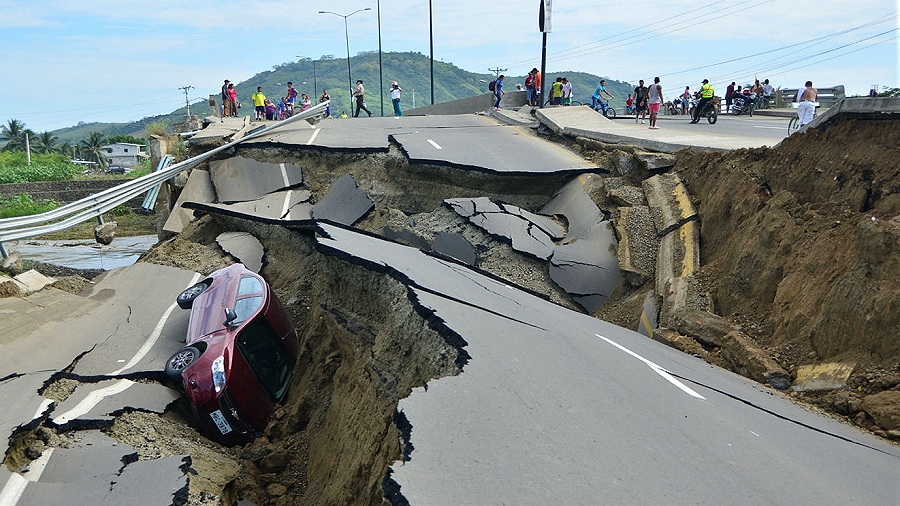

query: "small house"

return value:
[101, 142, 148, 168]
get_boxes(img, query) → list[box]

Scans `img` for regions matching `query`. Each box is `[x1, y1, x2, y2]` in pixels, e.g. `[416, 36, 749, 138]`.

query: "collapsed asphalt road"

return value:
[2, 114, 899, 505]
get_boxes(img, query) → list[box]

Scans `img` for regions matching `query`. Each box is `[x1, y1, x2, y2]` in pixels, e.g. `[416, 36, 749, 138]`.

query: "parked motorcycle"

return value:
[731, 93, 754, 116]
[666, 99, 683, 115]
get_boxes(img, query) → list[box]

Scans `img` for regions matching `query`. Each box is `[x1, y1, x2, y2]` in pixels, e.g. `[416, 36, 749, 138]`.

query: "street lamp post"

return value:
[319, 8, 371, 110]
[377, 0, 384, 116]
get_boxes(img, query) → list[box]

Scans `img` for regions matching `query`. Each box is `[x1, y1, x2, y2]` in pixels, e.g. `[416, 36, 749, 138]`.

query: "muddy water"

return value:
[7, 235, 158, 270]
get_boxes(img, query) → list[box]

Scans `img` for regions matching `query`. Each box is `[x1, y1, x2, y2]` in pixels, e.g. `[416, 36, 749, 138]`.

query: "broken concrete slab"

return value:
[540, 174, 607, 240]
[549, 221, 621, 312]
[12, 269, 56, 294]
[1, 251, 23, 274]
[51, 380, 180, 426]
[433, 232, 477, 266]
[208, 156, 304, 203]
[792, 361, 856, 392]
[0, 274, 22, 298]
[183, 189, 313, 226]
[637, 291, 659, 338]
[20, 439, 190, 506]
[383, 226, 432, 251]
[608, 186, 647, 206]
[311, 174, 374, 226]
[163, 168, 217, 234]
[615, 205, 659, 284]
[634, 150, 677, 170]
[216, 232, 264, 273]
[447, 197, 562, 260]
[642, 172, 697, 236]
[656, 220, 700, 295]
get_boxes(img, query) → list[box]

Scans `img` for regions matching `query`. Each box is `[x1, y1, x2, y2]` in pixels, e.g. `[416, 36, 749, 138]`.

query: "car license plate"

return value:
[209, 409, 233, 434]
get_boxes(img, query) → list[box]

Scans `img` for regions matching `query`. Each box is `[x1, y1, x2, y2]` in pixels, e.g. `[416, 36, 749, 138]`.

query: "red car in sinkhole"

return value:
[165, 263, 298, 444]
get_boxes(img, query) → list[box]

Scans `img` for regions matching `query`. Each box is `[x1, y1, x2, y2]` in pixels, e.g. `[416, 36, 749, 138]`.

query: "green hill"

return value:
[50, 52, 634, 141]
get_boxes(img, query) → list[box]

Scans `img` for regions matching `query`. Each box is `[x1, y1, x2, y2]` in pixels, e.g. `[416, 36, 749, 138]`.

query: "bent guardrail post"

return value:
[0, 101, 329, 259]
[141, 154, 174, 213]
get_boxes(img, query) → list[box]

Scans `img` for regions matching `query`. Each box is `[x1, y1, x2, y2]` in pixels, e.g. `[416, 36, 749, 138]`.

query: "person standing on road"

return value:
[633, 80, 648, 123]
[691, 79, 714, 124]
[221, 80, 232, 117]
[591, 79, 615, 111]
[524, 70, 536, 106]
[493, 75, 505, 110]
[319, 89, 331, 118]
[227, 84, 238, 117]
[647, 77, 663, 129]
[561, 77, 573, 106]
[390, 81, 403, 116]
[532, 68, 542, 107]
[682, 86, 691, 115]
[725, 82, 735, 113]
[352, 80, 372, 117]
[252, 86, 266, 121]
[762, 79, 775, 108]
[794, 80, 818, 127]
[551, 78, 563, 105]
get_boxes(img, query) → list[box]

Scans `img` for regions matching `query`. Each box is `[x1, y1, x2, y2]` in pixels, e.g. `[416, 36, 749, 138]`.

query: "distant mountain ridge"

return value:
[52, 51, 634, 142]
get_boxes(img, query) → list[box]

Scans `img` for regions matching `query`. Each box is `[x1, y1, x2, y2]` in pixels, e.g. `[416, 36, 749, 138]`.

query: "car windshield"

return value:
[236, 316, 292, 400]
[238, 276, 264, 296]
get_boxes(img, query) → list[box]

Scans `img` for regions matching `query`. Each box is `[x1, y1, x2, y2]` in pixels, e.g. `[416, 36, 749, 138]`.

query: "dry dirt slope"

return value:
[671, 118, 900, 435]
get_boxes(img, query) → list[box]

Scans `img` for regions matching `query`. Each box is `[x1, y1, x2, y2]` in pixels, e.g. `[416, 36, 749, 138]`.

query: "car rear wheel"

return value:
[165, 346, 201, 378]
[176, 281, 209, 309]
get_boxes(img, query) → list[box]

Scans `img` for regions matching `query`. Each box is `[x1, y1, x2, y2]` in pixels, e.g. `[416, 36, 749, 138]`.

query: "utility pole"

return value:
[179, 86, 194, 115]
[488, 67, 507, 79]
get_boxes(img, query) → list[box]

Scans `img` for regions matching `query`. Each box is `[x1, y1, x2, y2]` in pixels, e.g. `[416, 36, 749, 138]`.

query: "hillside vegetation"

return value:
[49, 52, 632, 141]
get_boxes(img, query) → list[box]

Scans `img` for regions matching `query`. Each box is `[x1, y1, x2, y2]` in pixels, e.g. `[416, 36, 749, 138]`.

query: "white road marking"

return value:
[427, 139, 442, 150]
[595, 334, 706, 400]
[108, 272, 201, 376]
[279, 162, 290, 187]
[0, 448, 54, 506]
[281, 189, 293, 219]
[306, 127, 321, 145]
[1, 273, 205, 506]
[53, 379, 135, 424]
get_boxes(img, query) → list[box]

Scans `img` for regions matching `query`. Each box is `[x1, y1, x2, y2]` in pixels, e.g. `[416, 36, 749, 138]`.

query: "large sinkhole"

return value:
[6, 141, 650, 505]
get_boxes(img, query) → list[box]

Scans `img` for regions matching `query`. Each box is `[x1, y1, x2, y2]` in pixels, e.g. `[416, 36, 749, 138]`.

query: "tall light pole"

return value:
[319, 8, 372, 108]
[429, 0, 434, 104]
[377, 0, 384, 116]
[296, 57, 318, 97]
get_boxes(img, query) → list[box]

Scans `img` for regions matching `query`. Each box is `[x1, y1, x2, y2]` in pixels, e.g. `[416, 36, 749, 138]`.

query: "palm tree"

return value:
[59, 141, 77, 160]
[1, 119, 26, 151]
[79, 131, 109, 169]
[34, 131, 59, 154]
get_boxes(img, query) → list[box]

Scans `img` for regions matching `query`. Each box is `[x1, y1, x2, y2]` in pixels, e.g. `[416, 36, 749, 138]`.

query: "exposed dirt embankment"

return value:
[141, 215, 463, 505]
[672, 119, 900, 434]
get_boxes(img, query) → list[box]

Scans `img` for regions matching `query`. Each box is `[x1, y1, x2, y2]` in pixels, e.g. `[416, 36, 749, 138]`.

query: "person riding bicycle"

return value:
[690, 79, 715, 124]
[591, 79, 615, 112]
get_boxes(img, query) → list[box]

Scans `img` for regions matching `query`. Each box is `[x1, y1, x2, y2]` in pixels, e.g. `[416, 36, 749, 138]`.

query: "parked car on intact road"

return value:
[165, 263, 298, 444]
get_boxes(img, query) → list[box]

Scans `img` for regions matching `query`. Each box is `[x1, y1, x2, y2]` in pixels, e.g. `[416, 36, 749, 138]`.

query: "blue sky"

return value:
[1, 0, 896, 133]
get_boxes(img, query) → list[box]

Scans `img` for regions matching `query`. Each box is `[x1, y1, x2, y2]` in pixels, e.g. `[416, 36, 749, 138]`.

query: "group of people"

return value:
[222, 78, 406, 121]
[723, 78, 776, 112]
[248, 83, 322, 121]
[630, 78, 666, 129]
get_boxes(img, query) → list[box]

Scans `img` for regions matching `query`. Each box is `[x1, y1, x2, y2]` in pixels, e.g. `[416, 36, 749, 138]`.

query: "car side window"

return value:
[238, 276, 264, 296]
[234, 296, 263, 322]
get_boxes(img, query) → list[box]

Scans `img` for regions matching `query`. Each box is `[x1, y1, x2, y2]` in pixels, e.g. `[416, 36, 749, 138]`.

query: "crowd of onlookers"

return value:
[220, 80, 336, 121]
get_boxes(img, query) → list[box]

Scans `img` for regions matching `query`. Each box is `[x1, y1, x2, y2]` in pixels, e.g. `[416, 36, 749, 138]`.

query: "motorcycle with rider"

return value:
[690, 79, 718, 124]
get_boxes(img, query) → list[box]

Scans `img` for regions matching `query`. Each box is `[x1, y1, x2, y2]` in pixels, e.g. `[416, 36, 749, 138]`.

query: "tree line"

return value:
[0, 119, 146, 169]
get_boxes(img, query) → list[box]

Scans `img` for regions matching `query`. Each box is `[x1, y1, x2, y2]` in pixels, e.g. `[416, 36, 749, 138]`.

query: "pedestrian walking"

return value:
[390, 81, 403, 116]
[493, 75, 505, 110]
[647, 77, 663, 129]
[352, 80, 372, 117]
[725, 82, 735, 113]
[319, 89, 331, 118]
[634, 80, 648, 123]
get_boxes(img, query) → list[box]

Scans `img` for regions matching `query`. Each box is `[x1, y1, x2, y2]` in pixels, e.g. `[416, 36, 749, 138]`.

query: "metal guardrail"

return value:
[0, 101, 329, 258]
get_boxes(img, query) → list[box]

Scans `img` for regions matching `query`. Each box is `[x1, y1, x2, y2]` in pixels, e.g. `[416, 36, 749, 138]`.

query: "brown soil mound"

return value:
[674, 118, 900, 434]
